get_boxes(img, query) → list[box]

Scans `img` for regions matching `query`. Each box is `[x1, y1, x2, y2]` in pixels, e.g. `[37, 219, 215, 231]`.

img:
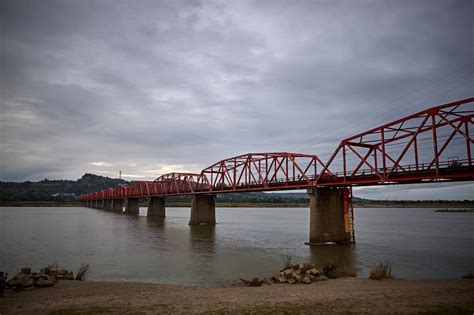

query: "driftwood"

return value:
[239, 277, 264, 287]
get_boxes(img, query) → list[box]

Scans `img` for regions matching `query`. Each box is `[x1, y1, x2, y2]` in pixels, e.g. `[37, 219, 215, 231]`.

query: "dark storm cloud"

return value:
[1, 0, 473, 198]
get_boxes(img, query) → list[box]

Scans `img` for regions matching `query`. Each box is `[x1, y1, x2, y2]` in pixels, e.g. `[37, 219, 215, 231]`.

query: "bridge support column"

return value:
[100, 199, 106, 210]
[189, 194, 215, 225]
[125, 198, 140, 215]
[148, 197, 165, 217]
[306, 187, 353, 245]
[112, 199, 123, 213]
[104, 199, 113, 211]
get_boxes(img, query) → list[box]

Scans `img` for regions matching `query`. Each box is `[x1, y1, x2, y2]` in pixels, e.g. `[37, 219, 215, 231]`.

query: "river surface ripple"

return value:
[0, 206, 472, 285]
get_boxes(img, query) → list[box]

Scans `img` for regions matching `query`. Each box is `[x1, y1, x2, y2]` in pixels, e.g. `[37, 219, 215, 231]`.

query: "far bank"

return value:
[2, 200, 474, 208]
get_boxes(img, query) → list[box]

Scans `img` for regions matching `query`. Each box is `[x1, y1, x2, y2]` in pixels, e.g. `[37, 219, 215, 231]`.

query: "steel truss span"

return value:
[81, 98, 474, 200]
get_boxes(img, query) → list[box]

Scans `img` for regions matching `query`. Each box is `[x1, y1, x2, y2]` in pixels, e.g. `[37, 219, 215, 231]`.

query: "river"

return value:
[0, 206, 472, 285]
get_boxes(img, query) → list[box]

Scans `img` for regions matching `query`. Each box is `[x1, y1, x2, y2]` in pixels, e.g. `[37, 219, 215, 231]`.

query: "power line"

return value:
[282, 64, 473, 153]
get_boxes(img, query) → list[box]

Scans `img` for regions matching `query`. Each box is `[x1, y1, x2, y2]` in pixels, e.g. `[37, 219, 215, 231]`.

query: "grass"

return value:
[75, 264, 91, 281]
[462, 271, 473, 279]
[49, 261, 59, 269]
[281, 255, 293, 270]
[368, 262, 394, 280]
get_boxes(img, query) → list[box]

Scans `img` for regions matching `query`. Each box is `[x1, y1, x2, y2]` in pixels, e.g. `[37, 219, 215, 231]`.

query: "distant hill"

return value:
[0, 174, 128, 201]
[1, 175, 472, 208]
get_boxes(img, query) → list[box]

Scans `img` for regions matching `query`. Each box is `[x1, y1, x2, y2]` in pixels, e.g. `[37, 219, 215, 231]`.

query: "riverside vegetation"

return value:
[1, 173, 474, 208]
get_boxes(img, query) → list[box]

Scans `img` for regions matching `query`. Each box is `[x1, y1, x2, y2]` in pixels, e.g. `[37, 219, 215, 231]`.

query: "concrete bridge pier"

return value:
[112, 199, 123, 213]
[306, 187, 353, 245]
[93, 200, 99, 209]
[125, 198, 140, 215]
[99, 199, 106, 210]
[148, 197, 165, 217]
[189, 194, 216, 225]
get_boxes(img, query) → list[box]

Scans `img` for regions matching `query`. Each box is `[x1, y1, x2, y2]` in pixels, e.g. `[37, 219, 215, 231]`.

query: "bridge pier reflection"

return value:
[309, 243, 357, 275]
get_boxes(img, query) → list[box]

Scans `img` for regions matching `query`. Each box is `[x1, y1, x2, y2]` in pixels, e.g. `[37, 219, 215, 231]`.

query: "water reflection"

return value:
[146, 216, 166, 229]
[1, 206, 472, 283]
[189, 225, 216, 253]
[188, 225, 218, 283]
[309, 244, 357, 275]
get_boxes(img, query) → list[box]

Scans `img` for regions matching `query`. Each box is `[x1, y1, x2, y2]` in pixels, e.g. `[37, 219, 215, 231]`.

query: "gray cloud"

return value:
[1, 0, 473, 199]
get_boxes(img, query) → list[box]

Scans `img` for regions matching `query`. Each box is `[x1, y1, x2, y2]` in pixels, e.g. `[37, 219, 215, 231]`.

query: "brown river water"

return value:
[0, 206, 472, 285]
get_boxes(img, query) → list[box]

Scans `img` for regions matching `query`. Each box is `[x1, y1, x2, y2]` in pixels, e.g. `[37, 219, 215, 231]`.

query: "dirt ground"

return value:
[1, 278, 473, 314]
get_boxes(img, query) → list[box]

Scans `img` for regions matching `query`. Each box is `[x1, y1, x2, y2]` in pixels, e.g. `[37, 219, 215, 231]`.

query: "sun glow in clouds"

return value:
[89, 161, 112, 167]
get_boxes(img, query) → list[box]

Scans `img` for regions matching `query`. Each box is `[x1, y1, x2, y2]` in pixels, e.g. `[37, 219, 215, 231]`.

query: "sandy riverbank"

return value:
[1, 278, 473, 314]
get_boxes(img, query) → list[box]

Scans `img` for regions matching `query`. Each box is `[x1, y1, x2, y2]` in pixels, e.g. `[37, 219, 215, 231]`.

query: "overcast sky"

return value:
[1, 0, 473, 199]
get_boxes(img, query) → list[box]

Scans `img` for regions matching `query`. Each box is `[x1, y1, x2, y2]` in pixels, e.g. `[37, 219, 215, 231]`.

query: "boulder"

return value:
[7, 278, 20, 287]
[282, 269, 293, 279]
[63, 271, 74, 280]
[302, 276, 311, 284]
[41, 267, 51, 275]
[278, 277, 287, 283]
[315, 275, 329, 281]
[20, 278, 34, 288]
[294, 274, 302, 283]
[309, 268, 321, 276]
[43, 276, 56, 287]
[287, 278, 296, 284]
[15, 273, 26, 280]
[36, 278, 46, 287]
[21, 267, 31, 275]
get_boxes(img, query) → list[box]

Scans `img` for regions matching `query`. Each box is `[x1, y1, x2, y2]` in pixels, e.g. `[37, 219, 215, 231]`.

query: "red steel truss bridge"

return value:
[80, 98, 473, 201]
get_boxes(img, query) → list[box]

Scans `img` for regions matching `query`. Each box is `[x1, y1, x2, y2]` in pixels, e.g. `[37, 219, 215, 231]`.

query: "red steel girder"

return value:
[79, 98, 474, 201]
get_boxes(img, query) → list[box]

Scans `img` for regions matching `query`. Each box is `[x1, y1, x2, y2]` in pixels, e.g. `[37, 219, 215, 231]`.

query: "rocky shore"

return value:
[240, 262, 341, 286]
[7, 266, 74, 292]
